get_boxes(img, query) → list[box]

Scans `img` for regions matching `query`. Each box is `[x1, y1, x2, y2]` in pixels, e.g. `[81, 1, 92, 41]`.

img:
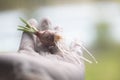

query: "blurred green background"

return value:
[0, 0, 120, 80]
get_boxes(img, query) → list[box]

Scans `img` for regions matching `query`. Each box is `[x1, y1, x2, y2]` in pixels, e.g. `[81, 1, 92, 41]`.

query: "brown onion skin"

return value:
[35, 31, 55, 47]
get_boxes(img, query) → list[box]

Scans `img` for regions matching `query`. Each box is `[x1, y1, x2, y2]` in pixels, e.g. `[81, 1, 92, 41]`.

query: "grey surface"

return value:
[0, 19, 84, 80]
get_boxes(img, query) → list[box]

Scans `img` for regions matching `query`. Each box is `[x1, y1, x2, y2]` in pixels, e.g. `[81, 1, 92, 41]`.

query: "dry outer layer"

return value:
[35, 30, 62, 47]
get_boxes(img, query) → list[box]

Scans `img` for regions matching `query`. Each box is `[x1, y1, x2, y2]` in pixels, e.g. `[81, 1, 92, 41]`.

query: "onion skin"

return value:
[35, 30, 56, 47]
[35, 30, 62, 54]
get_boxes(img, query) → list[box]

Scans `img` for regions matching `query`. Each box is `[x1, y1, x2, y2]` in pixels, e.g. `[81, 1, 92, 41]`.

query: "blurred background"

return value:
[0, 0, 120, 80]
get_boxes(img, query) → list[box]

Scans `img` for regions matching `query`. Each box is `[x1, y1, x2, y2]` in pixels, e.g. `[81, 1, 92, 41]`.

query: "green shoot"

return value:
[18, 17, 38, 34]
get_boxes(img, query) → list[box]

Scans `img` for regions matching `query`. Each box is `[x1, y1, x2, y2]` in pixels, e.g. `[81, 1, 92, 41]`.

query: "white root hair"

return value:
[55, 39, 97, 64]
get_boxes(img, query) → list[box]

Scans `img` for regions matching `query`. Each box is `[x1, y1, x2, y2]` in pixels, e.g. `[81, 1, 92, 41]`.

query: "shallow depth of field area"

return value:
[0, 0, 120, 80]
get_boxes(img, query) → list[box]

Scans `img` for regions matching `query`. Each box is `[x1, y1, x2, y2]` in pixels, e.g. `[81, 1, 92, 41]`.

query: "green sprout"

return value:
[18, 17, 38, 33]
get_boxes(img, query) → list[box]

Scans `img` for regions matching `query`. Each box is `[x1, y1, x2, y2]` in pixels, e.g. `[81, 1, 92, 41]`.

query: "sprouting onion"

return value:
[18, 18, 97, 64]
[18, 17, 62, 47]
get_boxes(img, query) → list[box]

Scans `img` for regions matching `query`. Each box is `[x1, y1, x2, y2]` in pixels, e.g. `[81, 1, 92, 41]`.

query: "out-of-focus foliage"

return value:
[1, 0, 120, 11]
[87, 21, 120, 80]
[93, 22, 117, 51]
